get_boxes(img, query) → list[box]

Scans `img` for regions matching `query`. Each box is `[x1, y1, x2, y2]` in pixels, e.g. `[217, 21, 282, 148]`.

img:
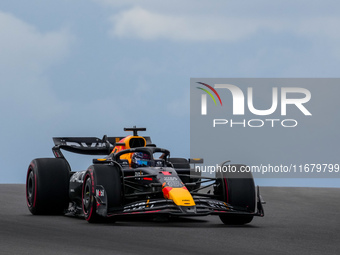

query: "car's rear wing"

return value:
[52, 136, 152, 157]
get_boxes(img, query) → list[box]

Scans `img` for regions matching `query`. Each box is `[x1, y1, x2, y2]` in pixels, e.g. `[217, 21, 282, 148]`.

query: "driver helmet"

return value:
[131, 152, 151, 168]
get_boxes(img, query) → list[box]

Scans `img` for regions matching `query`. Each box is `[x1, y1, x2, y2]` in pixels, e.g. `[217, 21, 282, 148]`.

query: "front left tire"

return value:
[82, 164, 122, 223]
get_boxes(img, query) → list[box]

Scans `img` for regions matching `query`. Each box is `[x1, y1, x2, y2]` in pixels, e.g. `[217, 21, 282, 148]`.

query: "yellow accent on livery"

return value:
[163, 187, 196, 206]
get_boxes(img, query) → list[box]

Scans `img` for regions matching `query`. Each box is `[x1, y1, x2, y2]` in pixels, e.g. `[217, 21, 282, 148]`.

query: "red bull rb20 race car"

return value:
[26, 127, 264, 224]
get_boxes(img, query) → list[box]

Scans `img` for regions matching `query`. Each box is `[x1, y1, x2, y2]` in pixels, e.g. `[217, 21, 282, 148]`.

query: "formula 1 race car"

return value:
[26, 127, 264, 224]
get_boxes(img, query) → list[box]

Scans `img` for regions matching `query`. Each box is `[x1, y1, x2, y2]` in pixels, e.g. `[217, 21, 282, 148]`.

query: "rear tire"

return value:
[26, 158, 70, 215]
[168, 158, 190, 169]
[215, 164, 255, 225]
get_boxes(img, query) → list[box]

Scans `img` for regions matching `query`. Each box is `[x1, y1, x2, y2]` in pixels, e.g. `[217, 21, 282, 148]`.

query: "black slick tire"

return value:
[26, 158, 70, 215]
[215, 164, 255, 225]
[82, 164, 122, 223]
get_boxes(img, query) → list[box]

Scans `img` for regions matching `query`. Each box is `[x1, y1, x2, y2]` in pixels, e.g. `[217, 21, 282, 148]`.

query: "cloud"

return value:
[0, 11, 75, 120]
[109, 6, 268, 42]
[101, 1, 340, 44]
[0, 10, 164, 130]
[0, 11, 73, 73]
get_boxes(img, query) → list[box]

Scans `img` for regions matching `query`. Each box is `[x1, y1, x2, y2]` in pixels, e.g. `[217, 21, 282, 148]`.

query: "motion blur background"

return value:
[0, 0, 339, 186]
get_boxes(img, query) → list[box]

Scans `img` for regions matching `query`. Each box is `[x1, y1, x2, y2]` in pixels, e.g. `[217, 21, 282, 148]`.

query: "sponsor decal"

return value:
[123, 201, 154, 212]
[96, 189, 105, 197]
[65, 142, 114, 147]
[163, 176, 182, 188]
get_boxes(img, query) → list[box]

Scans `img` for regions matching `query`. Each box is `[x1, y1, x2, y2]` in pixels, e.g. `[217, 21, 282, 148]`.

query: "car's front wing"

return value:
[106, 197, 264, 218]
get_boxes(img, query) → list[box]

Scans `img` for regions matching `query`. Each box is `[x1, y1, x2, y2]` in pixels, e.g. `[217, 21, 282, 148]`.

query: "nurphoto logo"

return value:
[196, 82, 312, 128]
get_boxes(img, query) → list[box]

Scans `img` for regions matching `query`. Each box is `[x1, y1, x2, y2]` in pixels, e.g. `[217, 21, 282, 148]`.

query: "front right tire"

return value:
[215, 164, 256, 225]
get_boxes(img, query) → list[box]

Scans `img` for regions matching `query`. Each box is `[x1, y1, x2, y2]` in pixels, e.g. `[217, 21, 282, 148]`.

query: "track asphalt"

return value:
[0, 185, 339, 255]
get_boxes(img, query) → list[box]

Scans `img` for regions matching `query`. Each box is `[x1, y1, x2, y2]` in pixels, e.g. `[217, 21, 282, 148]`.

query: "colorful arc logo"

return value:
[196, 82, 222, 115]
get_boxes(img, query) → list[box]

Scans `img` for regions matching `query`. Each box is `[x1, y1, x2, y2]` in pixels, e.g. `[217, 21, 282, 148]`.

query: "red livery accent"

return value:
[162, 186, 173, 199]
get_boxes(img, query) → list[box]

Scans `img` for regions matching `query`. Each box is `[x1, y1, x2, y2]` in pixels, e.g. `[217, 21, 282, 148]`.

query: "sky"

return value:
[0, 0, 339, 186]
